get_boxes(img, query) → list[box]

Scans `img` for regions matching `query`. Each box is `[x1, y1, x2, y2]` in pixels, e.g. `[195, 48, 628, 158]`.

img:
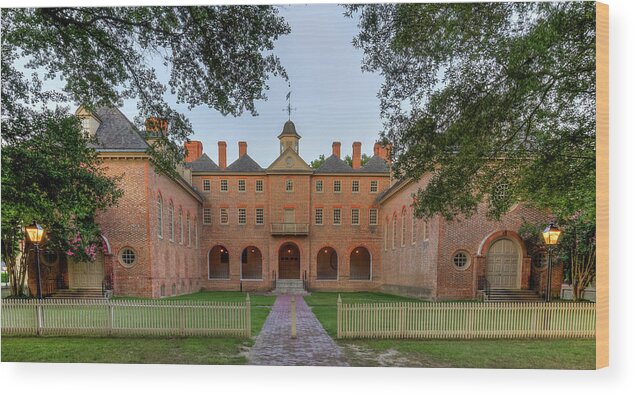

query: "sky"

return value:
[117, 4, 385, 167]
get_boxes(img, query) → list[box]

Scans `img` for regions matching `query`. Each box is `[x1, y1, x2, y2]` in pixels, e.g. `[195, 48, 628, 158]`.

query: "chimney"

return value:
[238, 141, 247, 158]
[332, 141, 341, 158]
[373, 142, 381, 156]
[218, 141, 227, 169]
[352, 142, 362, 169]
[184, 141, 203, 163]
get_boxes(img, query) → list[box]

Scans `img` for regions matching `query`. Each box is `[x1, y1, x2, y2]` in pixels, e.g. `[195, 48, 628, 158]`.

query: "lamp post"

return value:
[542, 222, 562, 302]
[25, 221, 45, 299]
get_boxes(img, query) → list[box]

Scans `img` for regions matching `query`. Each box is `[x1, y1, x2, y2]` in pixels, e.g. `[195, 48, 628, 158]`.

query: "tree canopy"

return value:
[309, 153, 372, 169]
[347, 2, 596, 222]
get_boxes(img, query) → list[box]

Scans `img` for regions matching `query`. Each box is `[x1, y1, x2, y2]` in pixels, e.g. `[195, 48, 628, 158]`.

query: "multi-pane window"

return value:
[256, 208, 264, 225]
[157, 195, 163, 238]
[315, 180, 323, 192]
[286, 179, 294, 192]
[168, 202, 174, 241]
[203, 208, 212, 225]
[392, 215, 397, 249]
[369, 209, 378, 226]
[220, 208, 229, 224]
[315, 208, 324, 225]
[333, 208, 342, 225]
[401, 208, 407, 247]
[256, 180, 263, 192]
[333, 180, 341, 193]
[238, 179, 246, 192]
[238, 208, 247, 224]
[384, 223, 388, 251]
[179, 208, 184, 243]
[352, 180, 360, 193]
[424, 221, 430, 241]
[370, 180, 378, 193]
[187, 213, 191, 246]
[220, 179, 228, 192]
[203, 179, 211, 192]
[351, 208, 360, 225]
[412, 212, 417, 244]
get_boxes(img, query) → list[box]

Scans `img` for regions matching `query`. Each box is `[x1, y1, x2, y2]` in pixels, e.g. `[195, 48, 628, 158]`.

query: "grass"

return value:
[1, 291, 274, 365]
[304, 291, 596, 369]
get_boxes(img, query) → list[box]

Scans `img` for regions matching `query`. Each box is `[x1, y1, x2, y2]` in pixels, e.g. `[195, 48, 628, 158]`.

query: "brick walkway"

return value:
[248, 295, 348, 366]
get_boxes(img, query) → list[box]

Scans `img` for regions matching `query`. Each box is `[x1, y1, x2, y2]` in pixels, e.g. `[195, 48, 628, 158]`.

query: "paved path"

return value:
[248, 295, 348, 366]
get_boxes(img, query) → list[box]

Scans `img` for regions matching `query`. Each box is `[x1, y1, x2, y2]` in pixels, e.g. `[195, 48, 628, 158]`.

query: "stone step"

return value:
[484, 289, 542, 302]
[49, 288, 106, 299]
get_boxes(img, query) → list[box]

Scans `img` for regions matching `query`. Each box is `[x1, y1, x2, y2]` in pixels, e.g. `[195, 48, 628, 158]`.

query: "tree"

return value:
[310, 154, 327, 169]
[310, 153, 371, 169]
[343, 154, 371, 168]
[1, 110, 123, 296]
[346, 2, 596, 222]
[2, 6, 290, 173]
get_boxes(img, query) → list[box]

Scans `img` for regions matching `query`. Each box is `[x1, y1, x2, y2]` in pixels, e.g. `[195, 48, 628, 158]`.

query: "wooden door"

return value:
[486, 239, 519, 289]
[68, 253, 104, 289]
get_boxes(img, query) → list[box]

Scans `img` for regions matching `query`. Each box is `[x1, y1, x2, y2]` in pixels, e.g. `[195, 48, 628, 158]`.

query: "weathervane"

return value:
[284, 82, 296, 120]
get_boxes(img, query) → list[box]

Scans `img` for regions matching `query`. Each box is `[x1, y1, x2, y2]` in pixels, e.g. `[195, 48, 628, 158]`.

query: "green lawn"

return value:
[2, 291, 274, 365]
[304, 292, 596, 369]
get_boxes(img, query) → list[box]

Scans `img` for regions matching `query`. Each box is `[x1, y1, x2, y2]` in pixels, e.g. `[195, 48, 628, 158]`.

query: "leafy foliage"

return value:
[310, 154, 327, 169]
[309, 153, 372, 169]
[347, 2, 596, 221]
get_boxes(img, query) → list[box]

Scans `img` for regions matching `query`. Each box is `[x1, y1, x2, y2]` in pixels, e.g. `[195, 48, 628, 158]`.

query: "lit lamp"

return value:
[542, 222, 562, 302]
[25, 221, 45, 299]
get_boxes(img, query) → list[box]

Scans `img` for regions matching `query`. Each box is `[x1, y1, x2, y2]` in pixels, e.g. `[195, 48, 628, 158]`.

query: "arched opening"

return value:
[316, 247, 338, 280]
[209, 245, 230, 279]
[486, 238, 520, 289]
[241, 246, 263, 280]
[278, 242, 300, 279]
[350, 247, 371, 280]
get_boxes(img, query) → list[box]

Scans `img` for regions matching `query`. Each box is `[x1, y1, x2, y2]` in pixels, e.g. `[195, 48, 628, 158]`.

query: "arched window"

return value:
[384, 221, 388, 251]
[392, 214, 397, 250]
[411, 210, 417, 245]
[168, 201, 174, 241]
[179, 207, 183, 244]
[209, 245, 230, 279]
[317, 247, 338, 280]
[157, 194, 163, 238]
[187, 212, 191, 246]
[241, 246, 263, 280]
[401, 207, 407, 247]
[350, 247, 371, 280]
[194, 218, 198, 248]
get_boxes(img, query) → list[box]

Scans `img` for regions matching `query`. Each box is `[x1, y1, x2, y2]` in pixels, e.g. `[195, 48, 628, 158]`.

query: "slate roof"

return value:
[89, 107, 149, 151]
[188, 153, 220, 172]
[314, 154, 354, 173]
[374, 178, 409, 204]
[359, 155, 390, 173]
[277, 120, 301, 139]
[225, 154, 265, 173]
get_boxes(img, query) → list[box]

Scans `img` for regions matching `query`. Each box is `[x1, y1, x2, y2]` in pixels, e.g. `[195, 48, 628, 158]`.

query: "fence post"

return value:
[337, 294, 342, 339]
[107, 302, 113, 336]
[179, 306, 185, 336]
[245, 293, 251, 338]
[35, 300, 42, 336]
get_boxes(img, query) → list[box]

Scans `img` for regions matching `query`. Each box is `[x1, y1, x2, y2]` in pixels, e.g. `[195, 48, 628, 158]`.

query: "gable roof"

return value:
[226, 154, 265, 173]
[314, 154, 354, 173]
[358, 155, 390, 173]
[188, 153, 220, 172]
[267, 146, 312, 172]
[89, 107, 149, 151]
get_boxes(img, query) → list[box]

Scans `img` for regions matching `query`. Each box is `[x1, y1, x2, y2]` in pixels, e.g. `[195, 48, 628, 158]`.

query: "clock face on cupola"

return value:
[285, 156, 294, 167]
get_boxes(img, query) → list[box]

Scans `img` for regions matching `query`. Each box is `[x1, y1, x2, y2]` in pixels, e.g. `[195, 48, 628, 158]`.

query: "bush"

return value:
[1, 271, 8, 284]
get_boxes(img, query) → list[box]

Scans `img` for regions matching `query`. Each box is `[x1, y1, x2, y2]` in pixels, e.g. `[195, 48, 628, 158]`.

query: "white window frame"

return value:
[203, 208, 212, 225]
[369, 208, 378, 226]
[333, 180, 341, 193]
[315, 180, 323, 193]
[384, 222, 388, 251]
[256, 179, 264, 193]
[203, 179, 211, 192]
[333, 208, 342, 225]
[157, 195, 163, 239]
[220, 179, 228, 192]
[286, 179, 294, 192]
[238, 179, 246, 192]
[220, 208, 229, 225]
[187, 213, 191, 246]
[401, 209, 407, 247]
[352, 180, 360, 193]
[411, 212, 417, 245]
[179, 207, 184, 244]
[392, 215, 396, 250]
[351, 208, 360, 225]
[238, 208, 247, 225]
[168, 202, 174, 242]
[370, 180, 378, 193]
[315, 208, 324, 225]
[256, 208, 264, 225]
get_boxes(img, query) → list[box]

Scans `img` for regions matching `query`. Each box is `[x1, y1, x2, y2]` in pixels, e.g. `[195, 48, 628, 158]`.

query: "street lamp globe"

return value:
[542, 222, 562, 246]
[25, 221, 45, 244]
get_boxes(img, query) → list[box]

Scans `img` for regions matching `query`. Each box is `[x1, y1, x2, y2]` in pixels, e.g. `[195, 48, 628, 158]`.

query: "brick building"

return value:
[29, 107, 562, 300]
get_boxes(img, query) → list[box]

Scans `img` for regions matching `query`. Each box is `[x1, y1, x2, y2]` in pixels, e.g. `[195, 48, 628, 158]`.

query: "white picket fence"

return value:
[1, 297, 251, 338]
[337, 299, 595, 339]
